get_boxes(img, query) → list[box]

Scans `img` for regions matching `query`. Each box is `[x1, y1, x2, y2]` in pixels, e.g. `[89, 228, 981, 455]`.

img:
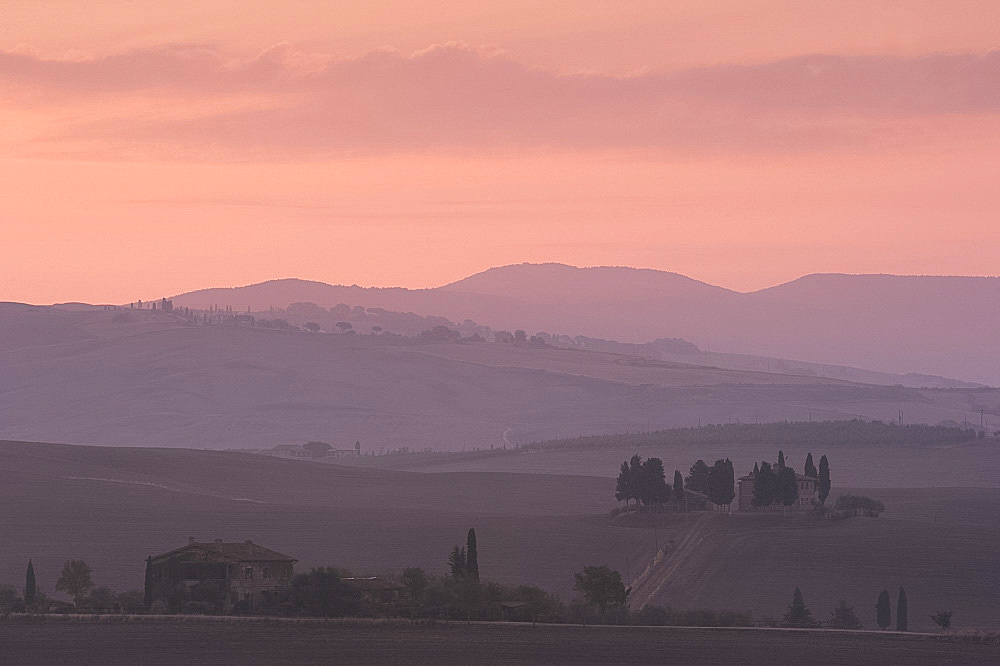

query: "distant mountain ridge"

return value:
[168, 264, 1000, 385]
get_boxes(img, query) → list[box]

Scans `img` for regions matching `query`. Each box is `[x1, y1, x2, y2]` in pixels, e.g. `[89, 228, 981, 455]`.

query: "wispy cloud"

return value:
[3, 43, 999, 160]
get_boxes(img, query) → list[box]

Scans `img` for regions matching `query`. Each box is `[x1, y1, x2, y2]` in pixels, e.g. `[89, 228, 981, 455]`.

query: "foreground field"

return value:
[2, 441, 997, 630]
[0, 441, 652, 602]
[1, 618, 996, 665]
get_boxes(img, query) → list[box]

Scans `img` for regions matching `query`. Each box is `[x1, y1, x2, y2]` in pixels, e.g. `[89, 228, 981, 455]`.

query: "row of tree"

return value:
[784, 585, 952, 631]
[615, 456, 736, 510]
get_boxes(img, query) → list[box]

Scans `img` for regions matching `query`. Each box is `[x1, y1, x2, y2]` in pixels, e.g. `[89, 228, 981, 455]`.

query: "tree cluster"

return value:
[615, 455, 672, 510]
[615, 456, 734, 510]
[833, 494, 885, 518]
[0, 559, 145, 614]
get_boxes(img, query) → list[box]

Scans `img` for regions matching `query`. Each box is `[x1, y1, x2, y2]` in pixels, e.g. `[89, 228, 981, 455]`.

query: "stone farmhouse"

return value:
[736, 469, 818, 511]
[146, 538, 296, 613]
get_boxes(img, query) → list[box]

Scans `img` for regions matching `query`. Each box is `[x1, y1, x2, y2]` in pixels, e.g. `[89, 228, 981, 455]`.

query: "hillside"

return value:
[627, 505, 1000, 631]
[2, 304, 998, 451]
[168, 264, 1000, 385]
[333, 422, 1000, 489]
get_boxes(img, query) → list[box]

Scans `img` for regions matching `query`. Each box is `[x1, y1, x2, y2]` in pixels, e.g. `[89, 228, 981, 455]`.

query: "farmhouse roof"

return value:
[152, 539, 297, 563]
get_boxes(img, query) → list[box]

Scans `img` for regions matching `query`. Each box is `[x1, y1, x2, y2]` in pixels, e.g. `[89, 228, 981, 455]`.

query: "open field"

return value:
[2, 303, 998, 452]
[2, 441, 998, 630]
[0, 441, 653, 603]
[1, 618, 996, 665]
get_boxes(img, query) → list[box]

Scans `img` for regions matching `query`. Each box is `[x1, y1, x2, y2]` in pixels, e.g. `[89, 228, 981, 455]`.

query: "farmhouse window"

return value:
[263, 566, 271, 579]
[244, 566, 254, 580]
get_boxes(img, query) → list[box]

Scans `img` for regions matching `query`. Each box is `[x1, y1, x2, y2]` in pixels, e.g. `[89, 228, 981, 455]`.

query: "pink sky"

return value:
[2, 1, 999, 303]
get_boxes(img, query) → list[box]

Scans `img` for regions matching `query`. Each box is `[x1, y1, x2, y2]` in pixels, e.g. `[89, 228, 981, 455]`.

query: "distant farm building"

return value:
[146, 538, 296, 613]
[737, 470, 817, 511]
[266, 442, 360, 459]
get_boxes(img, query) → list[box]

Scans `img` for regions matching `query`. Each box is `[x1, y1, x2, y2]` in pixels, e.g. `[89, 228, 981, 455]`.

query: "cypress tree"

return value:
[804, 452, 817, 478]
[143, 556, 153, 609]
[615, 461, 630, 508]
[818, 455, 831, 504]
[896, 587, 908, 631]
[466, 528, 479, 581]
[776, 465, 799, 510]
[24, 559, 36, 607]
[876, 589, 892, 629]
[673, 470, 684, 504]
[752, 461, 776, 507]
[724, 459, 735, 506]
[782, 587, 815, 627]
[777, 450, 786, 469]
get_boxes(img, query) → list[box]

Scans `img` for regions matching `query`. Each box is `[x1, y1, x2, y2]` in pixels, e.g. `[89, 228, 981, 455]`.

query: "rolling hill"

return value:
[2, 303, 997, 451]
[166, 264, 1000, 385]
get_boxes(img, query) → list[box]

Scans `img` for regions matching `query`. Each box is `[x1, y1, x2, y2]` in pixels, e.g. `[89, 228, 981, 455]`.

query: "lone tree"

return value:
[335, 321, 353, 333]
[930, 609, 952, 630]
[876, 589, 892, 630]
[804, 452, 818, 478]
[818, 455, 831, 503]
[829, 600, 863, 629]
[304, 321, 321, 332]
[466, 528, 480, 581]
[55, 560, 94, 605]
[673, 470, 684, 506]
[24, 559, 36, 607]
[777, 449, 786, 469]
[685, 460, 710, 494]
[896, 587, 908, 631]
[782, 586, 816, 627]
[573, 565, 627, 614]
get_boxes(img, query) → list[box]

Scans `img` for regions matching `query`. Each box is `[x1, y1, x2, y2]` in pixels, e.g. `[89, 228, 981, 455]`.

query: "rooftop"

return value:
[152, 538, 297, 563]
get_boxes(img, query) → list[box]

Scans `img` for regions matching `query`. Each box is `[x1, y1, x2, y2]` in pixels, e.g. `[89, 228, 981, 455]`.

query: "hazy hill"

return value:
[168, 264, 1000, 385]
[2, 304, 997, 451]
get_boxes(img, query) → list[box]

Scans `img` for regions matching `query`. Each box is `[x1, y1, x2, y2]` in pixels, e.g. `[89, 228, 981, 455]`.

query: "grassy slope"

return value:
[0, 441, 652, 603]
